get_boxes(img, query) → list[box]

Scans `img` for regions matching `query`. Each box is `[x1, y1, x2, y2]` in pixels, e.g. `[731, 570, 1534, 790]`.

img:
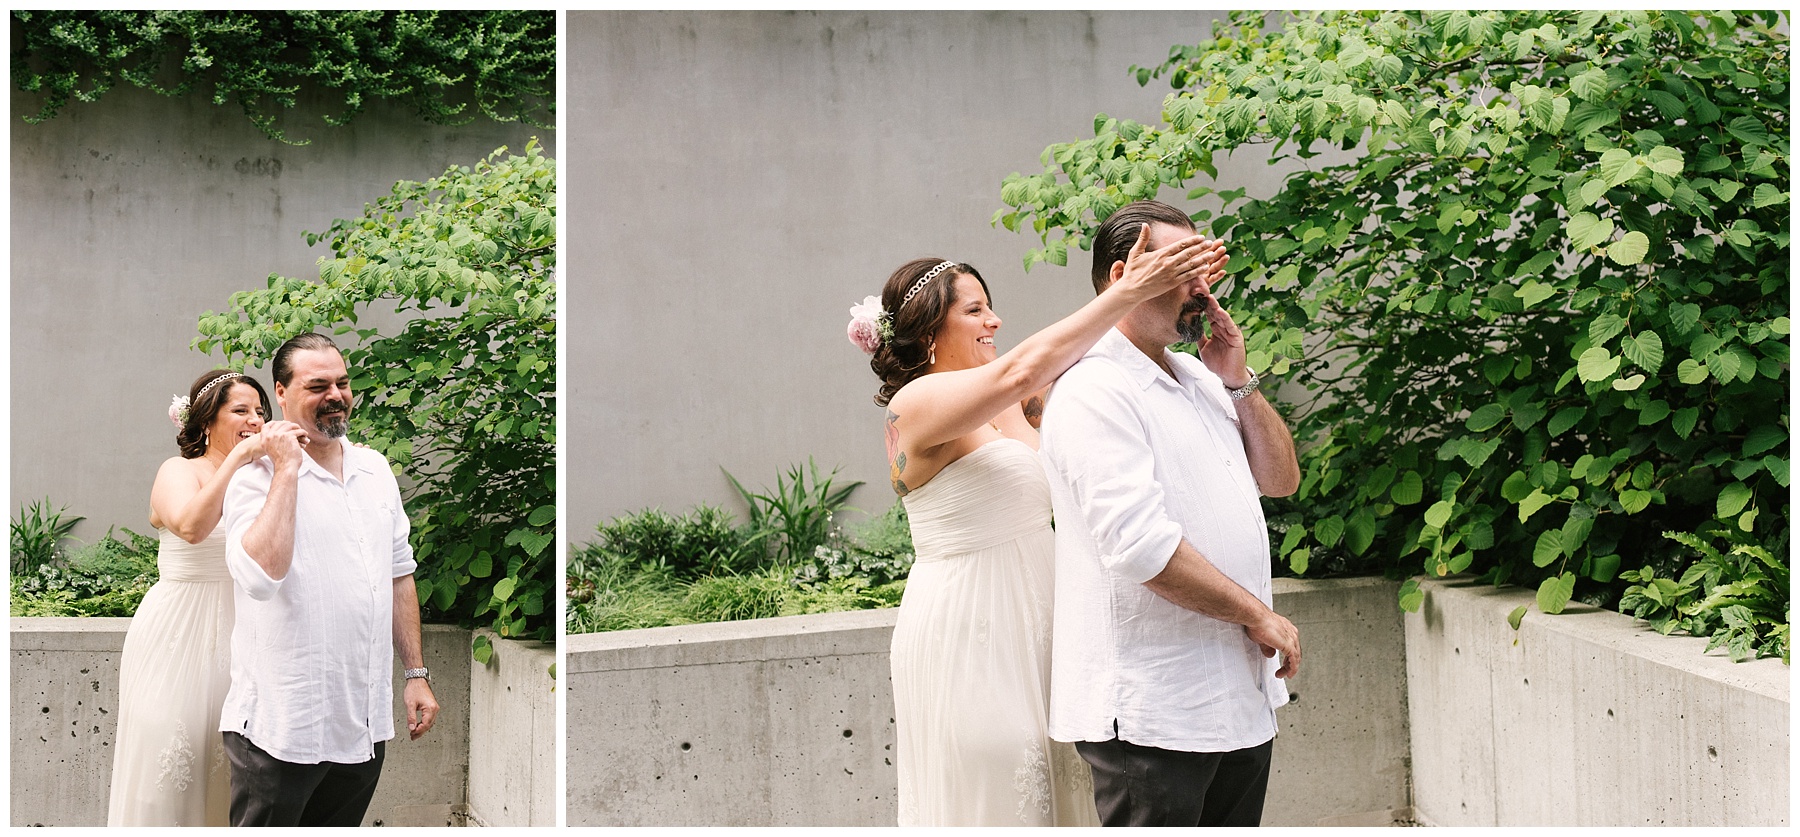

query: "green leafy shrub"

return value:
[1618, 530, 1788, 662]
[725, 458, 862, 566]
[996, 11, 1788, 658]
[796, 499, 916, 587]
[581, 505, 769, 580]
[11, 526, 160, 617]
[11, 10, 554, 143]
[10, 498, 83, 575]
[567, 469, 910, 634]
[195, 142, 556, 644]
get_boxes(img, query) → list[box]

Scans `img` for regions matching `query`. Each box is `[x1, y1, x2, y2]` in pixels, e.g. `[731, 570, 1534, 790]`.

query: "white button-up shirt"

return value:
[220, 438, 417, 765]
[1040, 328, 1287, 753]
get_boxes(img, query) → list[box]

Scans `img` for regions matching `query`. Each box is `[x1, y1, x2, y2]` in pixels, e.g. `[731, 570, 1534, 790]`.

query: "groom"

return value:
[220, 332, 439, 826]
[1039, 200, 1302, 826]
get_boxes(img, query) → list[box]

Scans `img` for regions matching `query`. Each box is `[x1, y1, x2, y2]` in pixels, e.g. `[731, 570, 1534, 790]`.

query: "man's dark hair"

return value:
[1089, 200, 1197, 294]
[271, 332, 341, 385]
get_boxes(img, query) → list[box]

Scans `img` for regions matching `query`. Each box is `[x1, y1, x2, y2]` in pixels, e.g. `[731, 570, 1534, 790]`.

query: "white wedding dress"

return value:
[890, 437, 1098, 826]
[106, 525, 235, 826]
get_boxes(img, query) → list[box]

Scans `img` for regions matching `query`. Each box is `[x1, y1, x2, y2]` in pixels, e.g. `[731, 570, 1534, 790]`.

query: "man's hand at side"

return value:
[404, 678, 439, 740]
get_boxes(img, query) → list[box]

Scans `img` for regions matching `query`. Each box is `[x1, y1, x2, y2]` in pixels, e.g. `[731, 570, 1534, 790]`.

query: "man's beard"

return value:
[1176, 296, 1212, 343]
[317, 400, 350, 439]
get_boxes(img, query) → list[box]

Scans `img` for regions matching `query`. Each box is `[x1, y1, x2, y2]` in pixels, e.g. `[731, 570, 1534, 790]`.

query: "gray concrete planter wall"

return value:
[1405, 578, 1789, 826]
[567, 577, 1413, 826]
[9, 619, 550, 827]
[570, 575, 1791, 827]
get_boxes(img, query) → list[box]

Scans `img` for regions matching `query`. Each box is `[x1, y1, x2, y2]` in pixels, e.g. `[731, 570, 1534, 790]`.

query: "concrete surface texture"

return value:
[566, 578, 1414, 826]
[8, 619, 556, 827]
[10, 79, 550, 539]
[566, 10, 1341, 537]
[468, 630, 557, 827]
[1405, 578, 1790, 826]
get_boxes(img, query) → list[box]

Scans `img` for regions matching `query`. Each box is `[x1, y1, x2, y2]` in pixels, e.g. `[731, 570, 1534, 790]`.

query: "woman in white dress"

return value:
[849, 227, 1226, 825]
[107, 369, 269, 826]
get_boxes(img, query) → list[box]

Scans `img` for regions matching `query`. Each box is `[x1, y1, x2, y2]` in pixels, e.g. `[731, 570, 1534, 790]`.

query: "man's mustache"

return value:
[317, 399, 350, 417]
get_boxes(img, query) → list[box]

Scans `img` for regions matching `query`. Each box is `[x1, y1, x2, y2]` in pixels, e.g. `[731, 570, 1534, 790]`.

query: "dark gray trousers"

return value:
[223, 731, 385, 827]
[1074, 736, 1274, 827]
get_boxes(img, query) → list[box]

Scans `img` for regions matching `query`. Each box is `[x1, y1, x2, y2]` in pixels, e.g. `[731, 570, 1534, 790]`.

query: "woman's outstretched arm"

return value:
[889, 226, 1228, 456]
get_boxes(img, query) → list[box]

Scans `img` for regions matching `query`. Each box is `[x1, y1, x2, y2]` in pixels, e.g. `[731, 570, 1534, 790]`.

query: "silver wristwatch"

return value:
[403, 667, 431, 682]
[1226, 367, 1261, 400]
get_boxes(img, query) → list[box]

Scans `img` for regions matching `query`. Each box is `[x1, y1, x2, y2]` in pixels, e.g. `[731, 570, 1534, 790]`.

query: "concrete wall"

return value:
[566, 11, 1321, 536]
[468, 630, 557, 827]
[1405, 578, 1790, 827]
[565, 577, 1413, 826]
[10, 78, 550, 538]
[9, 619, 554, 827]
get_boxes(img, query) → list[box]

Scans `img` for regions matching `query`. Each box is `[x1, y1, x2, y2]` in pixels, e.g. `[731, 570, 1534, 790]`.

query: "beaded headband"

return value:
[901, 261, 958, 307]
[195, 372, 242, 404]
[169, 372, 243, 427]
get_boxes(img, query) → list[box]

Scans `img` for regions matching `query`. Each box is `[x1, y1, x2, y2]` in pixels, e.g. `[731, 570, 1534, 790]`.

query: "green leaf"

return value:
[1398, 578, 1424, 612]
[1619, 331, 1664, 373]
[527, 504, 556, 527]
[1532, 530, 1565, 567]
[1344, 509, 1377, 555]
[1597, 147, 1636, 187]
[1742, 425, 1786, 457]
[1589, 553, 1620, 582]
[472, 634, 493, 665]
[1676, 359, 1708, 385]
[1606, 231, 1649, 265]
[1618, 489, 1654, 514]
[1716, 482, 1753, 518]
[1466, 404, 1507, 432]
[1502, 470, 1534, 502]
[1507, 604, 1528, 631]
[1611, 374, 1645, 391]
[1588, 313, 1627, 347]
[1725, 115, 1770, 147]
[1547, 406, 1586, 437]
[1518, 489, 1554, 522]
[1670, 407, 1700, 438]
[1390, 470, 1424, 505]
[492, 577, 517, 602]
[1424, 500, 1454, 529]
[1536, 572, 1576, 614]
[1577, 347, 1620, 382]
[1288, 547, 1310, 575]
[1315, 515, 1345, 548]
[1567, 212, 1614, 250]
[1517, 281, 1556, 308]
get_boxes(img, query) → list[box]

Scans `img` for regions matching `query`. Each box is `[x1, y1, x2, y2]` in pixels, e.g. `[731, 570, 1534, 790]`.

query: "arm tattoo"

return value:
[1022, 395, 1045, 429]
[885, 408, 910, 496]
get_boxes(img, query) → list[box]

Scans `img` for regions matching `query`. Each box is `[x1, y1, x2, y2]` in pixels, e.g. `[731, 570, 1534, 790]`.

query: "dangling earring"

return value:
[928, 340, 937, 366]
[203, 430, 210, 448]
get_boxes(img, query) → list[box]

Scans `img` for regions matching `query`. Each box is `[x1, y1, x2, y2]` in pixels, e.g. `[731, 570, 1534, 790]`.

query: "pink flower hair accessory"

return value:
[847, 295, 887, 354]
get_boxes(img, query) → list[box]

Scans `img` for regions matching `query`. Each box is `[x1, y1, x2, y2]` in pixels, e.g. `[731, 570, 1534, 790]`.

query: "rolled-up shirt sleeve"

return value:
[387, 471, 416, 579]
[224, 459, 284, 601]
[1042, 361, 1185, 584]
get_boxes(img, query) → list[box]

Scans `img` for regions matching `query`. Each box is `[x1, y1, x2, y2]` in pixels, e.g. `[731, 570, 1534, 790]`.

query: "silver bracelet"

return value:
[403, 667, 431, 682]
[1226, 367, 1261, 400]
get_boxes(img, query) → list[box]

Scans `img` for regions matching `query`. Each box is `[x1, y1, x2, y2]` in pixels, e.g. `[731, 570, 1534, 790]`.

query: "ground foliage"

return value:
[11, 10, 554, 143]
[997, 11, 1788, 661]
[195, 142, 556, 649]
[11, 525, 161, 618]
[567, 472, 908, 634]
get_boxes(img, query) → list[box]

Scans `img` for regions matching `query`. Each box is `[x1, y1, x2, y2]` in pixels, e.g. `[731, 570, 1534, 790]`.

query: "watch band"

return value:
[1226, 367, 1261, 400]
[403, 667, 431, 681]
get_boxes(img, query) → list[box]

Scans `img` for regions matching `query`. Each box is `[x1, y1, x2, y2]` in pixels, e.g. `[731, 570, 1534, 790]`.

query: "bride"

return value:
[849, 227, 1226, 825]
[107, 370, 269, 826]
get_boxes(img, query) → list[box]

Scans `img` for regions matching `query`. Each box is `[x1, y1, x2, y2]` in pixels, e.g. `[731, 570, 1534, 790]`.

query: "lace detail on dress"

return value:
[155, 720, 195, 792]
[1014, 743, 1052, 822]
[1053, 740, 1094, 801]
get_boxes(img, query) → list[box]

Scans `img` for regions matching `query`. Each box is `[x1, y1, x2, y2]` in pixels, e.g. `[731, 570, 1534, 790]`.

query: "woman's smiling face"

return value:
[930, 272, 1002, 371]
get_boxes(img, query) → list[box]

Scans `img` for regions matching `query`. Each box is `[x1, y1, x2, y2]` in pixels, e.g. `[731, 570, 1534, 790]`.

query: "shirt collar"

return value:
[296, 437, 376, 483]
[1091, 328, 1191, 392]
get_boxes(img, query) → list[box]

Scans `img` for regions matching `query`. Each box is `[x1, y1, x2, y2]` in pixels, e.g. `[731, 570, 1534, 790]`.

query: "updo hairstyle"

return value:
[176, 370, 271, 459]
[870, 258, 990, 407]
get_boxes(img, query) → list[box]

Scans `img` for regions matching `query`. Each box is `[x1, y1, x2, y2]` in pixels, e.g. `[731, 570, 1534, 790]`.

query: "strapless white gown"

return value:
[106, 525, 234, 826]
[890, 438, 1098, 826]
